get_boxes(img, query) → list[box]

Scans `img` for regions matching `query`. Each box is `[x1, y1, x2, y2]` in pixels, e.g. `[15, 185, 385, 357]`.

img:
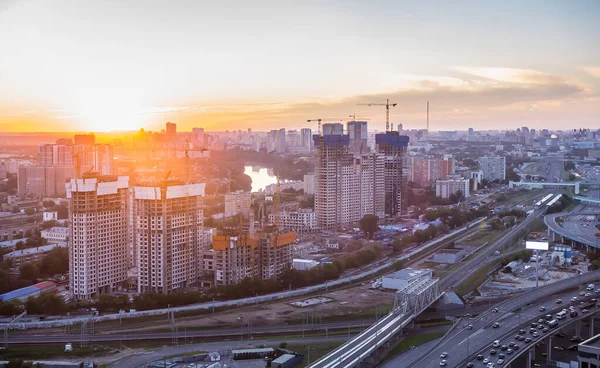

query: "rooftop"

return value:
[0, 281, 57, 301]
[580, 333, 600, 349]
[384, 268, 431, 280]
[4, 243, 67, 258]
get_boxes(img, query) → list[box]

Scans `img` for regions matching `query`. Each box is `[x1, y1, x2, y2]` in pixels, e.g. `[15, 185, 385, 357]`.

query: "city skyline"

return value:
[1, 0, 599, 133]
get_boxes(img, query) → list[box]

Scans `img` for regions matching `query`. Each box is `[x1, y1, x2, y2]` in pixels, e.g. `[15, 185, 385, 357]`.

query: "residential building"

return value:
[212, 230, 295, 286]
[314, 124, 385, 230]
[224, 190, 251, 217]
[67, 175, 129, 300]
[275, 128, 286, 154]
[479, 156, 506, 181]
[376, 132, 409, 217]
[435, 175, 470, 199]
[347, 121, 369, 154]
[303, 173, 315, 195]
[41, 226, 69, 243]
[3, 244, 67, 268]
[18, 165, 74, 197]
[407, 156, 454, 186]
[74, 133, 95, 145]
[268, 209, 317, 233]
[166, 122, 177, 142]
[133, 182, 206, 294]
[43, 211, 58, 221]
[300, 128, 312, 149]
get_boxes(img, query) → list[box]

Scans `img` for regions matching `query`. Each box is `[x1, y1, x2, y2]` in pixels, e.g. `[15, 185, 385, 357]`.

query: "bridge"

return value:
[307, 275, 441, 368]
[509, 181, 580, 194]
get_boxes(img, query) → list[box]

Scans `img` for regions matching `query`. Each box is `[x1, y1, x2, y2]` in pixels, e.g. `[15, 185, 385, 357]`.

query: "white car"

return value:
[483, 358, 490, 364]
[440, 360, 447, 366]
[440, 352, 448, 358]
[497, 359, 505, 365]
[467, 324, 473, 330]
[492, 340, 501, 348]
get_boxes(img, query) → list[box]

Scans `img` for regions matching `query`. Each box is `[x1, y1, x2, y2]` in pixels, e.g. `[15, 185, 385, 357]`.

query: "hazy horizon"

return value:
[1, 0, 599, 133]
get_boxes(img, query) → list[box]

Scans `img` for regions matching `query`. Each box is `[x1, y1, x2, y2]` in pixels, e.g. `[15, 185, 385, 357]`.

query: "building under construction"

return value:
[375, 132, 409, 217]
[211, 229, 296, 286]
[314, 123, 385, 230]
[132, 182, 206, 294]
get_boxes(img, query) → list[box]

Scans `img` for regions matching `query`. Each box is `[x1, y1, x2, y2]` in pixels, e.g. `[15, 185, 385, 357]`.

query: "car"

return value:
[556, 332, 565, 338]
[556, 299, 562, 304]
[568, 345, 578, 351]
[492, 340, 501, 348]
[553, 346, 565, 351]
[539, 306, 546, 312]
[498, 353, 505, 359]
[477, 354, 484, 360]
[543, 327, 549, 332]
[492, 308, 499, 313]
[529, 328, 536, 333]
[497, 359, 505, 365]
[467, 324, 473, 330]
[531, 322, 538, 328]
[440, 360, 447, 366]
[571, 336, 583, 342]
[513, 345, 520, 350]
[493, 322, 500, 328]
[533, 332, 540, 337]
[591, 298, 597, 303]
[490, 349, 497, 355]
[546, 314, 553, 320]
[524, 338, 532, 343]
[466, 363, 474, 368]
[507, 349, 513, 354]
[538, 318, 545, 324]
[508, 342, 516, 347]
[583, 308, 589, 313]
[440, 352, 448, 358]
[586, 293, 592, 297]
[487, 363, 495, 368]
[519, 329, 526, 334]
[581, 292, 586, 296]
[501, 345, 508, 350]
[483, 358, 490, 363]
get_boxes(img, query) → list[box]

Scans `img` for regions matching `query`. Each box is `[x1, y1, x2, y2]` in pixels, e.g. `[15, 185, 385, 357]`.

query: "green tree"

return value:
[18, 263, 39, 284]
[359, 214, 379, 239]
[24, 208, 35, 216]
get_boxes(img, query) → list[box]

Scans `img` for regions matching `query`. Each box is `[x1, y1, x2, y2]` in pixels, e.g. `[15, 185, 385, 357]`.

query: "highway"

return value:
[545, 211, 600, 248]
[417, 270, 600, 368]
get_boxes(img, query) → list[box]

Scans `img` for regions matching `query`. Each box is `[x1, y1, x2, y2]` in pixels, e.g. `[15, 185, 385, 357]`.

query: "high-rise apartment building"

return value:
[347, 121, 369, 154]
[314, 123, 385, 230]
[435, 176, 470, 199]
[479, 156, 506, 181]
[275, 128, 286, 154]
[192, 127, 205, 148]
[166, 122, 177, 142]
[303, 173, 315, 195]
[74, 133, 96, 146]
[39, 144, 74, 166]
[18, 165, 75, 197]
[132, 183, 205, 294]
[93, 144, 114, 176]
[376, 132, 409, 217]
[67, 175, 129, 300]
[407, 156, 454, 186]
[300, 128, 312, 149]
[211, 230, 295, 285]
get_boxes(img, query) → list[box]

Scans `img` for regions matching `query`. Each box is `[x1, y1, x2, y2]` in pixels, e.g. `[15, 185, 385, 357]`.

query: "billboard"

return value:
[526, 241, 549, 250]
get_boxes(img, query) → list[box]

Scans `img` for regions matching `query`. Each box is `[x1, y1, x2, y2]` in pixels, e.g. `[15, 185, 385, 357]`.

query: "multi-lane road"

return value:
[416, 270, 600, 368]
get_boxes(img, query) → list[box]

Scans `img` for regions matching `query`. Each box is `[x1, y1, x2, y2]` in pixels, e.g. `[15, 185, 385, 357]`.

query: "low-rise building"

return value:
[43, 211, 58, 222]
[381, 268, 432, 290]
[292, 259, 319, 271]
[433, 248, 466, 264]
[0, 281, 57, 302]
[41, 227, 69, 243]
[269, 210, 317, 233]
[3, 243, 67, 267]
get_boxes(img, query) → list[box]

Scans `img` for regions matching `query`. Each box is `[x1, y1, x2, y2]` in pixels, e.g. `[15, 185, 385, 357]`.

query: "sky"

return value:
[0, 0, 599, 133]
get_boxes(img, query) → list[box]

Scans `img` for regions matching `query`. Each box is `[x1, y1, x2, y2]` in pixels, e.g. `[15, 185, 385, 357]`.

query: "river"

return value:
[244, 165, 277, 192]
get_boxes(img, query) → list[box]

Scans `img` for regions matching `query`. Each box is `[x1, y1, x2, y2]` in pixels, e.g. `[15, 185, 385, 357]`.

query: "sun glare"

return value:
[73, 88, 148, 132]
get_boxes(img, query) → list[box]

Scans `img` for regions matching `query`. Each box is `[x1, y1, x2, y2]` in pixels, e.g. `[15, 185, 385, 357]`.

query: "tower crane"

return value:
[357, 98, 397, 132]
[307, 119, 322, 135]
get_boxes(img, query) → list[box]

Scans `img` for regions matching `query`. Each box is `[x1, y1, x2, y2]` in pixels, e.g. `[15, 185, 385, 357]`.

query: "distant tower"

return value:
[426, 101, 430, 131]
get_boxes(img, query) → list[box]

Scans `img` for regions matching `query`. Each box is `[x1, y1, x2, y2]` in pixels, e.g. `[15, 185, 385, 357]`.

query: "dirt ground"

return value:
[93, 283, 396, 334]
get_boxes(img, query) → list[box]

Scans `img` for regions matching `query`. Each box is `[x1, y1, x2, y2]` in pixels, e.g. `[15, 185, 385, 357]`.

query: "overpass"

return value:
[308, 275, 441, 368]
[544, 212, 600, 248]
[574, 195, 600, 205]
[415, 270, 600, 368]
[509, 181, 580, 194]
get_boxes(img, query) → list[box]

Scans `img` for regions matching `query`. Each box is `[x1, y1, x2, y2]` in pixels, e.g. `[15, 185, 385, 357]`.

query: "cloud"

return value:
[453, 67, 563, 85]
[582, 67, 600, 79]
